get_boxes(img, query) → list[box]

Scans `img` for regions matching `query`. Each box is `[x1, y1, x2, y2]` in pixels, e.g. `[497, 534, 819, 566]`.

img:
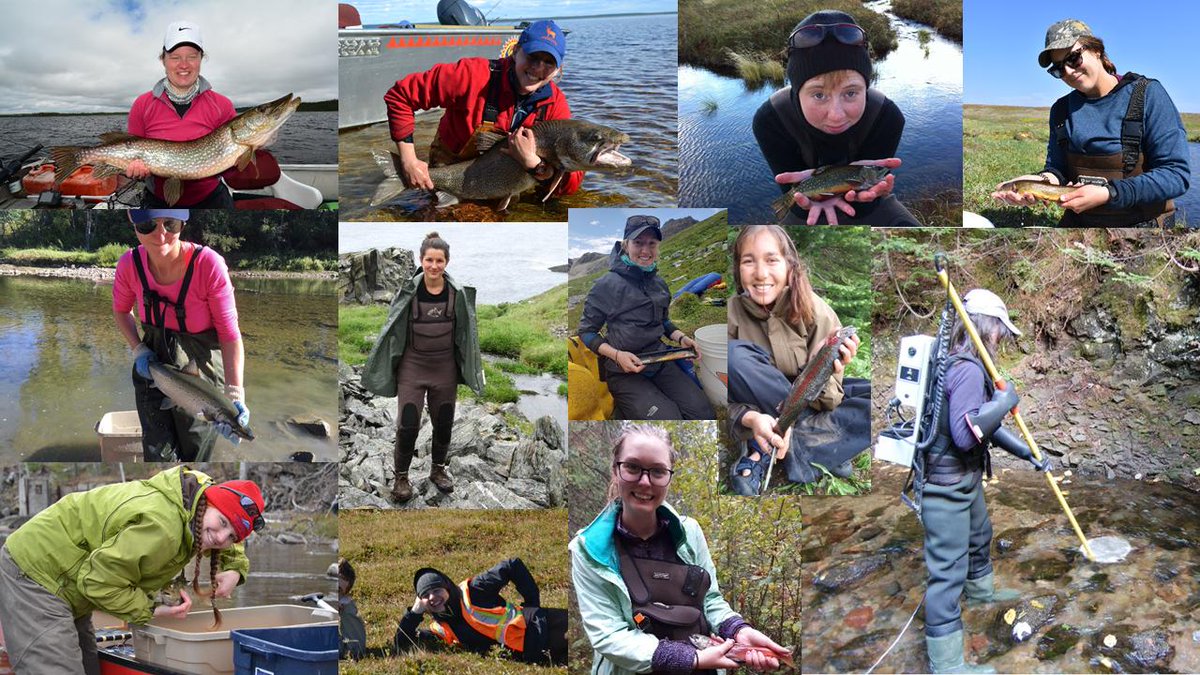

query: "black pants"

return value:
[521, 607, 568, 665]
[605, 362, 714, 420]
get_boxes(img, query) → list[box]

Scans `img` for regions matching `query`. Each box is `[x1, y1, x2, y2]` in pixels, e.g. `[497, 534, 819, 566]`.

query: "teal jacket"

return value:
[5, 466, 249, 625]
[361, 271, 485, 398]
[569, 501, 739, 675]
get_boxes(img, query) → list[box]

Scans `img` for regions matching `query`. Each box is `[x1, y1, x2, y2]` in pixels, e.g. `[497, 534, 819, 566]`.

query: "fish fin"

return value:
[97, 131, 137, 144]
[368, 149, 415, 206]
[772, 192, 795, 221]
[49, 147, 82, 187]
[163, 178, 182, 206]
[474, 131, 507, 153]
[180, 360, 201, 377]
[159, 397, 176, 411]
[811, 164, 837, 176]
[497, 195, 513, 212]
[236, 148, 255, 172]
[434, 191, 459, 208]
[541, 170, 566, 201]
[370, 148, 402, 180]
[91, 165, 122, 180]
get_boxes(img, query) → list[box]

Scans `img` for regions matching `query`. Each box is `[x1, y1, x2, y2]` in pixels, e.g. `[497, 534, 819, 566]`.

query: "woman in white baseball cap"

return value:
[124, 20, 238, 208]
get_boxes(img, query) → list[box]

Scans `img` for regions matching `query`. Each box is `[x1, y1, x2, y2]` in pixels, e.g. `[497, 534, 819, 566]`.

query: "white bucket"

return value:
[693, 324, 728, 408]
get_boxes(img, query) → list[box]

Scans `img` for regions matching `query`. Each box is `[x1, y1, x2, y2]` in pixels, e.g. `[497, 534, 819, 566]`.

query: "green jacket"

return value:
[5, 466, 249, 625]
[361, 271, 485, 398]
[569, 501, 739, 675]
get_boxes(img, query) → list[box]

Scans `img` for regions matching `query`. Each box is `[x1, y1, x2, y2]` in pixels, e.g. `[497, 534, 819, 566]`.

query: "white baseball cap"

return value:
[963, 289, 1021, 336]
[164, 20, 204, 52]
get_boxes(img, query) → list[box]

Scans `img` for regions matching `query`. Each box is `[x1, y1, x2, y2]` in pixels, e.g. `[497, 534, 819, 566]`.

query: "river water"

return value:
[803, 465, 1200, 674]
[338, 13, 679, 221]
[1179, 142, 1200, 226]
[0, 275, 338, 461]
[679, 0, 963, 224]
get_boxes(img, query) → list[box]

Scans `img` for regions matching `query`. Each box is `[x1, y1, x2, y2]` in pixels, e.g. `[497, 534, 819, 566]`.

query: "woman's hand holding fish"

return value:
[830, 331, 860, 375]
[736, 627, 790, 671]
[154, 589, 192, 619]
[212, 570, 240, 599]
[844, 158, 902, 203]
[396, 142, 435, 191]
[1059, 183, 1110, 213]
[695, 637, 741, 670]
[126, 159, 152, 180]
[743, 411, 792, 460]
[614, 350, 645, 374]
[774, 170, 857, 224]
[991, 174, 1046, 206]
[501, 127, 541, 170]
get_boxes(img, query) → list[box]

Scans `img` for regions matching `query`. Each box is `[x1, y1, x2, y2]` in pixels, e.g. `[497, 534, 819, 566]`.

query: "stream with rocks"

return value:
[803, 465, 1199, 673]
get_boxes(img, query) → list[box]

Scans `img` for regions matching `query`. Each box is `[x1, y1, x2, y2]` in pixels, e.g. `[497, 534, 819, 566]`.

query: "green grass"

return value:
[729, 50, 787, 89]
[234, 254, 336, 272]
[0, 246, 336, 271]
[892, 0, 962, 43]
[963, 104, 1069, 227]
[338, 304, 389, 366]
[0, 247, 102, 266]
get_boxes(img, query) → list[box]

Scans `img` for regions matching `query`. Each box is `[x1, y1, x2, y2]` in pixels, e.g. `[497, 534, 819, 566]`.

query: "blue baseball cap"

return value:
[517, 20, 566, 66]
[129, 209, 190, 223]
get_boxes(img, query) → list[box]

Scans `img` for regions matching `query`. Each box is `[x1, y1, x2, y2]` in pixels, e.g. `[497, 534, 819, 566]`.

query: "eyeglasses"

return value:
[133, 218, 184, 235]
[788, 23, 867, 50]
[218, 485, 265, 533]
[616, 461, 674, 486]
[1047, 49, 1084, 79]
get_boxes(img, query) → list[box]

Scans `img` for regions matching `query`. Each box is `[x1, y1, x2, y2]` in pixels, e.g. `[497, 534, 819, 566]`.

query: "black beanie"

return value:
[415, 570, 448, 598]
[786, 10, 873, 91]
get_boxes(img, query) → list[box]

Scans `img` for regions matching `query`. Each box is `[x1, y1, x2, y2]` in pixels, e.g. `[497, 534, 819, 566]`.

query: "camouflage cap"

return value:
[1038, 19, 1092, 67]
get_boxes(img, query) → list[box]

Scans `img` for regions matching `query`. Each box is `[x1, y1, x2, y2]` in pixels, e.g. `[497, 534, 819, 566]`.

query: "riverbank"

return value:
[0, 263, 337, 281]
[891, 0, 962, 43]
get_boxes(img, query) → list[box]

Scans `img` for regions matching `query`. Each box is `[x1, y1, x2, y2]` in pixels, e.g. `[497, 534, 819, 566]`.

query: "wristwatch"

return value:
[527, 160, 549, 179]
[1105, 183, 1118, 203]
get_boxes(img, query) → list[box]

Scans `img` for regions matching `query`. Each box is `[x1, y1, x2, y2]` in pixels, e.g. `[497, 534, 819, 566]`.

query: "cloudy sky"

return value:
[350, 0, 676, 24]
[0, 0, 337, 114]
[568, 208, 724, 260]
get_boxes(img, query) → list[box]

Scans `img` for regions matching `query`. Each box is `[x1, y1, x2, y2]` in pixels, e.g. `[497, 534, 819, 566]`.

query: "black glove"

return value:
[992, 428, 1051, 471]
[965, 383, 1019, 443]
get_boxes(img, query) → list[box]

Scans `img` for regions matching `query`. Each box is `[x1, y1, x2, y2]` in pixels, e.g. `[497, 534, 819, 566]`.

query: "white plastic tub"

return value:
[693, 324, 728, 409]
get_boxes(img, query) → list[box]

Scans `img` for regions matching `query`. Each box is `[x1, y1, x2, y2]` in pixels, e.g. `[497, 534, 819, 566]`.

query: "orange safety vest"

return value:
[428, 578, 527, 651]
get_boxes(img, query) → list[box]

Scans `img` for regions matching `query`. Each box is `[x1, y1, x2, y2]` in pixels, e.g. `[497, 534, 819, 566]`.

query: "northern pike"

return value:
[148, 361, 255, 441]
[774, 325, 858, 435]
[689, 635, 794, 667]
[774, 165, 890, 219]
[370, 119, 631, 210]
[995, 179, 1075, 203]
[635, 347, 698, 365]
[51, 93, 301, 206]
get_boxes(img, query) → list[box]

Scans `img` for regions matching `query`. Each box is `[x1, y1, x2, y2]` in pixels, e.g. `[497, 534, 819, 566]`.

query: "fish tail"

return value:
[49, 147, 83, 186]
[772, 190, 796, 220]
[369, 148, 421, 206]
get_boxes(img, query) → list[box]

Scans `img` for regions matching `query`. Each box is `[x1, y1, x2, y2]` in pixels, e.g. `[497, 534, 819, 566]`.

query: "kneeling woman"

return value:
[0, 466, 263, 675]
[570, 423, 789, 673]
[362, 232, 484, 501]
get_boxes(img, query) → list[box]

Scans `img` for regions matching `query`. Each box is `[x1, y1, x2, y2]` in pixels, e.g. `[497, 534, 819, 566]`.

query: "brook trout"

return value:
[689, 635, 795, 667]
[774, 165, 890, 219]
[51, 93, 301, 206]
[774, 325, 857, 435]
[995, 179, 1075, 203]
[635, 347, 697, 364]
[148, 361, 255, 441]
[371, 119, 631, 210]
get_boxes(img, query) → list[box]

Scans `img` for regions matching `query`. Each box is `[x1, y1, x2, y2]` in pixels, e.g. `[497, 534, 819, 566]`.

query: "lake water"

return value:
[338, 13, 680, 221]
[678, 0, 963, 224]
[0, 275, 338, 461]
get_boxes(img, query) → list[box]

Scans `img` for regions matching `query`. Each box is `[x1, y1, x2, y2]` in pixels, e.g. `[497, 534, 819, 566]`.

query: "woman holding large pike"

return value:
[578, 215, 714, 421]
[571, 423, 791, 674]
[384, 19, 584, 200]
[113, 208, 249, 462]
[753, 10, 918, 226]
[0, 466, 263, 675]
[991, 19, 1190, 226]
[726, 225, 867, 496]
[361, 231, 484, 503]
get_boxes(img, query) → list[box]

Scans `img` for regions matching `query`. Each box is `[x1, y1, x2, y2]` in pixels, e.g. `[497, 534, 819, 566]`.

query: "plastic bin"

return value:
[133, 605, 337, 675]
[693, 323, 728, 409]
[97, 411, 142, 463]
[231, 625, 338, 675]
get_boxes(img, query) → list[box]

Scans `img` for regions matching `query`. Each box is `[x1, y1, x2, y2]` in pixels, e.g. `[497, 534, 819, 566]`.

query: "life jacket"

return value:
[769, 86, 885, 169]
[429, 578, 528, 651]
[1052, 72, 1174, 227]
[923, 354, 994, 487]
[131, 244, 203, 360]
[429, 59, 550, 166]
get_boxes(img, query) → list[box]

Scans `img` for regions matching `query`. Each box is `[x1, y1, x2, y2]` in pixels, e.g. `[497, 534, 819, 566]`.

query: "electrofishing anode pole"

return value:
[934, 253, 1095, 561]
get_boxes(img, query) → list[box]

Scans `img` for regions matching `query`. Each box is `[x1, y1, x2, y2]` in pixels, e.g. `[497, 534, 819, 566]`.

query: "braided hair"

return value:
[189, 494, 223, 629]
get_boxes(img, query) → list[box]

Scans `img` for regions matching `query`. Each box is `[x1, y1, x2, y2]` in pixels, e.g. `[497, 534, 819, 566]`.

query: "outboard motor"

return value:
[437, 0, 486, 25]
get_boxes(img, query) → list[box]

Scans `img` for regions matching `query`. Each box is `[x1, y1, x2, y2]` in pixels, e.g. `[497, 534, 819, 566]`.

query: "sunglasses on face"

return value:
[616, 461, 674, 486]
[788, 23, 867, 50]
[1047, 49, 1084, 79]
[133, 218, 185, 235]
[218, 485, 265, 533]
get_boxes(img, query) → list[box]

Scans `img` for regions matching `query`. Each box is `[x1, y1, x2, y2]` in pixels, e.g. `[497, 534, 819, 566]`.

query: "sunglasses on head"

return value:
[1047, 48, 1084, 79]
[628, 215, 660, 228]
[218, 485, 265, 533]
[788, 23, 867, 50]
[133, 218, 185, 235]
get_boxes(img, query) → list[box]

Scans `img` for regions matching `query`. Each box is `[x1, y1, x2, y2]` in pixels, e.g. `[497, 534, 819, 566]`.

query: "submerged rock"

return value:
[827, 629, 894, 673]
[1087, 625, 1174, 672]
[1035, 623, 1082, 660]
[812, 553, 891, 593]
[1017, 554, 1073, 582]
[988, 594, 1060, 647]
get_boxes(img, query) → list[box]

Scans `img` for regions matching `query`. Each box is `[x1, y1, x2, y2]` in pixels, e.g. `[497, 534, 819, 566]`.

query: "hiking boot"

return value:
[829, 460, 854, 478]
[926, 631, 996, 674]
[391, 473, 414, 502]
[965, 572, 1021, 606]
[429, 464, 455, 493]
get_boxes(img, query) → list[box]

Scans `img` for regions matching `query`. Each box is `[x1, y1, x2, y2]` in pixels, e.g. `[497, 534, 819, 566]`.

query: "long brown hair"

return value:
[190, 495, 223, 628]
[605, 423, 678, 502]
[732, 225, 816, 329]
[1077, 35, 1118, 76]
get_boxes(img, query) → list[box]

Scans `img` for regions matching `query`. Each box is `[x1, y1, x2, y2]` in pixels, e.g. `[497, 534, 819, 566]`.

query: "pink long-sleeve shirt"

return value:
[127, 88, 236, 206]
[113, 243, 241, 343]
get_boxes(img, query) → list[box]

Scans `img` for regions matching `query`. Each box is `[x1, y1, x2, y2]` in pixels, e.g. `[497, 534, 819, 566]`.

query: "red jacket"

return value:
[384, 56, 582, 195]
[127, 88, 237, 205]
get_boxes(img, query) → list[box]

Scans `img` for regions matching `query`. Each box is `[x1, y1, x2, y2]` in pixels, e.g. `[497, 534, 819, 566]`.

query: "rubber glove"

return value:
[133, 344, 157, 380]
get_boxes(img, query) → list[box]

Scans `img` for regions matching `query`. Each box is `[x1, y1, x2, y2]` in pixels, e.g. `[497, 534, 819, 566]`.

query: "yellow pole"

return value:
[934, 255, 1095, 561]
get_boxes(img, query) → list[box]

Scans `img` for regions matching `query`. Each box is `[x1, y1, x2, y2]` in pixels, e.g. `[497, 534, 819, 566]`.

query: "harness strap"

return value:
[1120, 74, 1150, 176]
[613, 537, 652, 605]
[129, 244, 204, 333]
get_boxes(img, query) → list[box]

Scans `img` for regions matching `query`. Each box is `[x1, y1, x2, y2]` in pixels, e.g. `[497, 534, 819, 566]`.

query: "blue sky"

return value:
[965, 0, 1200, 112]
[568, 208, 724, 259]
[351, 0, 676, 24]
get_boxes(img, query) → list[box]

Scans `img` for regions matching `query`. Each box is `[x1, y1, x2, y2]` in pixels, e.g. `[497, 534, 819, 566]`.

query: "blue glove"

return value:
[133, 344, 157, 380]
[216, 400, 250, 445]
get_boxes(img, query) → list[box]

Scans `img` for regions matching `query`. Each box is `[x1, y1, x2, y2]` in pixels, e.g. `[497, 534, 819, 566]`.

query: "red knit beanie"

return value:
[204, 480, 265, 542]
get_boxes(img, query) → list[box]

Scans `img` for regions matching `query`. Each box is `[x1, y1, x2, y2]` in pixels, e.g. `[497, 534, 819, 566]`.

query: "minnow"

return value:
[689, 634, 795, 667]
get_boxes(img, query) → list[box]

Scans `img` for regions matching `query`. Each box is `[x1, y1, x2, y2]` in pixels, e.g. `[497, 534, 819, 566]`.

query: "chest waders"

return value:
[614, 537, 712, 656]
[428, 59, 550, 167]
[130, 246, 224, 462]
[1053, 73, 1174, 227]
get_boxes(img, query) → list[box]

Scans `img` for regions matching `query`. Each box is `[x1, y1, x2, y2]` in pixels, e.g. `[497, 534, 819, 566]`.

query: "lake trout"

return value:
[773, 165, 890, 219]
[689, 635, 795, 667]
[774, 325, 858, 435]
[995, 179, 1076, 203]
[51, 93, 301, 206]
[147, 361, 255, 441]
[370, 119, 631, 210]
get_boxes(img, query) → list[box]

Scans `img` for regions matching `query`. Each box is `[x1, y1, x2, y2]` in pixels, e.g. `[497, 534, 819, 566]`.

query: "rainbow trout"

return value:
[995, 179, 1075, 203]
[51, 93, 301, 206]
[774, 326, 858, 434]
[773, 165, 890, 219]
[689, 635, 795, 667]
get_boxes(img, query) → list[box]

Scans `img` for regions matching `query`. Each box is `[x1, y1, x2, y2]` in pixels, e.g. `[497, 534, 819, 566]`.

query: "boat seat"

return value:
[225, 150, 321, 210]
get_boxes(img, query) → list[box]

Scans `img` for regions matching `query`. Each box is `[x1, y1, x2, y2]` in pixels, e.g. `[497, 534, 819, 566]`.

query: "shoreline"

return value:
[0, 264, 336, 282]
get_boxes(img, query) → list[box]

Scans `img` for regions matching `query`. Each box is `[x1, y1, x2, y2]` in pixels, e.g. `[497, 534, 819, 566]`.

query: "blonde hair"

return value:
[605, 423, 678, 502]
[800, 69, 865, 92]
